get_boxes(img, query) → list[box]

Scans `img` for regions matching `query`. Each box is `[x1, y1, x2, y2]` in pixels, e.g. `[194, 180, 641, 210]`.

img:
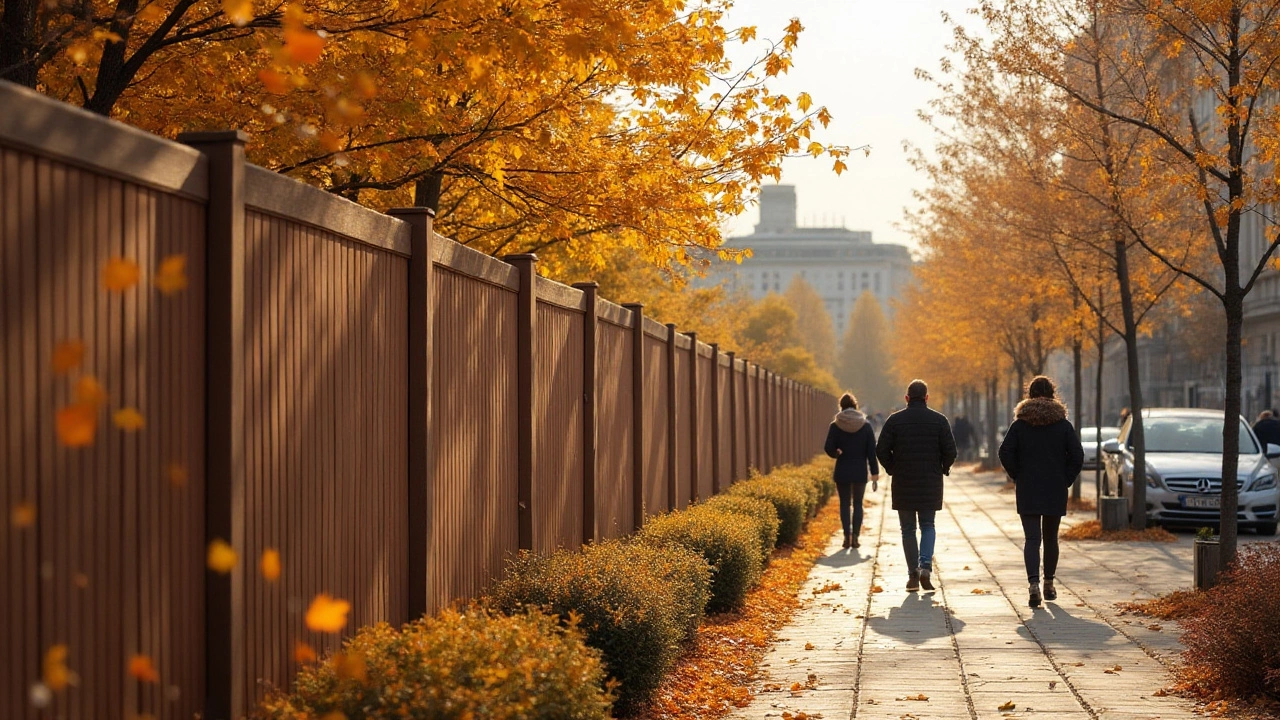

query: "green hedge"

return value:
[727, 477, 809, 545]
[639, 506, 764, 612]
[488, 540, 710, 715]
[703, 493, 780, 560]
[258, 607, 611, 720]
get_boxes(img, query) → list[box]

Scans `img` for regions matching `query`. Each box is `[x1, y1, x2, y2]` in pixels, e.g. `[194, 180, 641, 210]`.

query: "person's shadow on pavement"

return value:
[1017, 601, 1117, 648]
[867, 592, 966, 644]
[816, 547, 868, 568]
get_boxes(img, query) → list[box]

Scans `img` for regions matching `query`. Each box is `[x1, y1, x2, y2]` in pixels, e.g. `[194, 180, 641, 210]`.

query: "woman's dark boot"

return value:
[907, 571, 920, 592]
[842, 533, 852, 549]
[1043, 579, 1057, 601]
[1028, 583, 1042, 608]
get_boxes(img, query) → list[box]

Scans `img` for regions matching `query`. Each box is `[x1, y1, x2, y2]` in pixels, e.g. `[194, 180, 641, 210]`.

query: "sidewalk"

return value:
[729, 467, 1203, 720]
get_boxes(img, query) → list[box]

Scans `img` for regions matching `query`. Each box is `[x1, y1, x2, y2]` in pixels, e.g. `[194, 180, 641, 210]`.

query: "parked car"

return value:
[1101, 408, 1280, 535]
[1080, 426, 1121, 471]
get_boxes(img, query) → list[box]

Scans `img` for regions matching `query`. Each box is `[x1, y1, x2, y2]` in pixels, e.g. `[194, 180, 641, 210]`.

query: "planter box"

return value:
[1194, 538, 1221, 590]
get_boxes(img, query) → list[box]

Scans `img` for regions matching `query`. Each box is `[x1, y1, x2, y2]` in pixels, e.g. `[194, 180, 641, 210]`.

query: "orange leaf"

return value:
[56, 403, 98, 447]
[127, 654, 159, 683]
[75, 376, 107, 407]
[260, 548, 282, 581]
[43, 645, 72, 691]
[153, 255, 188, 295]
[258, 68, 289, 95]
[102, 257, 140, 292]
[998, 700, 1016, 711]
[305, 593, 351, 633]
[283, 27, 325, 64]
[294, 640, 318, 664]
[112, 407, 145, 431]
[207, 539, 238, 574]
[222, 0, 253, 27]
[11, 501, 36, 529]
[52, 341, 85, 375]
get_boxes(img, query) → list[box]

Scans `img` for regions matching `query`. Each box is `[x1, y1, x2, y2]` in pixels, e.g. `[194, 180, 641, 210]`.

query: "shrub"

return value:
[640, 506, 764, 613]
[258, 606, 611, 720]
[703, 493, 780, 561]
[1178, 543, 1280, 700]
[728, 478, 808, 545]
[613, 540, 711, 643]
[488, 540, 708, 715]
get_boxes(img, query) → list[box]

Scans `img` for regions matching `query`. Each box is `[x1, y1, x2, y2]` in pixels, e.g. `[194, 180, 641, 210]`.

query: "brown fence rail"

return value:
[0, 80, 837, 719]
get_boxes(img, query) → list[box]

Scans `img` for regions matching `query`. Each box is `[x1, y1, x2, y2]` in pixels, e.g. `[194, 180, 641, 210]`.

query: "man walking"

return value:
[876, 379, 958, 592]
[953, 415, 974, 461]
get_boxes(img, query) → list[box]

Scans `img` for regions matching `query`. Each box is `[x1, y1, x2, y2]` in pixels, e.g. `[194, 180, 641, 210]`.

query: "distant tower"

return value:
[756, 185, 797, 233]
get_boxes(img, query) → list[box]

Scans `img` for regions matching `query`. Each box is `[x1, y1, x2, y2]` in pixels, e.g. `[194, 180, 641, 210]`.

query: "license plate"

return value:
[1181, 495, 1221, 509]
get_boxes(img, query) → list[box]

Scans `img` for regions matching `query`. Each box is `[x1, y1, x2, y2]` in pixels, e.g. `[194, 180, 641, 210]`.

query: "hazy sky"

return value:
[720, 1, 976, 252]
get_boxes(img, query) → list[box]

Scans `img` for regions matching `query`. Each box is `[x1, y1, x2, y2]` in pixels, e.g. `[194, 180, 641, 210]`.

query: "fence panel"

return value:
[239, 209, 410, 711]
[716, 356, 734, 489]
[642, 325, 669, 516]
[595, 313, 634, 538]
[673, 335, 692, 510]
[429, 266, 519, 611]
[696, 346, 714, 499]
[0, 143, 207, 719]
[533, 296, 585, 552]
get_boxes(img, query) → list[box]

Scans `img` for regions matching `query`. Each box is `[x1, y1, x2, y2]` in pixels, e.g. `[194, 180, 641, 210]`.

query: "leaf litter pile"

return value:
[637, 498, 843, 720]
[1060, 520, 1177, 542]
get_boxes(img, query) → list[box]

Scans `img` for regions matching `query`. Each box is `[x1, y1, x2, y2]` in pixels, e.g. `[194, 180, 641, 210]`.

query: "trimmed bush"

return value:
[728, 478, 808, 545]
[1178, 543, 1280, 700]
[258, 606, 611, 720]
[640, 506, 763, 612]
[703, 493, 780, 560]
[488, 540, 709, 715]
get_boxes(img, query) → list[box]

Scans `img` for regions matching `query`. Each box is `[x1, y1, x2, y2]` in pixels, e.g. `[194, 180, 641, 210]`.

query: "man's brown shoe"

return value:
[919, 568, 935, 591]
[907, 572, 920, 592]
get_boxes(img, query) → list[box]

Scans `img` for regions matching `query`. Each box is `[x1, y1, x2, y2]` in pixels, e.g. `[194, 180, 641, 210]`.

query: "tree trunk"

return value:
[83, 0, 140, 115]
[1073, 332, 1083, 501]
[1220, 289, 1244, 566]
[0, 0, 39, 87]
[415, 171, 444, 211]
[1095, 304, 1105, 515]
[1116, 238, 1147, 530]
[985, 376, 999, 470]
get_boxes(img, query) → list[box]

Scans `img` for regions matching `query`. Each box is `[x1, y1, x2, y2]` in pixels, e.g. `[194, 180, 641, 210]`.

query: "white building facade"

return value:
[712, 185, 913, 335]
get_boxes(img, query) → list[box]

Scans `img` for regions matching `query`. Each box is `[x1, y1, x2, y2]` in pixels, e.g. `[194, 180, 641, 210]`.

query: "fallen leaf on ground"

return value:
[804, 642, 814, 650]
[1153, 688, 1168, 697]
[971, 588, 987, 594]
[897, 693, 929, 701]
[1049, 681, 1057, 690]
[998, 700, 1015, 711]
[871, 585, 884, 593]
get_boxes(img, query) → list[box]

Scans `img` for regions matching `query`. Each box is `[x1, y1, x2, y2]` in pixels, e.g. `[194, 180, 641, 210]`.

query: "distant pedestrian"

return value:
[876, 379, 958, 592]
[1117, 406, 1131, 428]
[1253, 410, 1280, 451]
[953, 415, 974, 461]
[998, 376, 1085, 609]
[824, 393, 881, 549]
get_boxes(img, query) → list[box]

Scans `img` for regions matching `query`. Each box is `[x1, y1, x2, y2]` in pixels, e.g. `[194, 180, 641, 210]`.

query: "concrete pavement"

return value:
[729, 467, 1208, 719]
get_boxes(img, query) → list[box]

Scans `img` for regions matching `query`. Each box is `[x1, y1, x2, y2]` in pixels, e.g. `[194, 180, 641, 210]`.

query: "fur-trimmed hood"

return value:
[1015, 397, 1068, 427]
[834, 408, 867, 433]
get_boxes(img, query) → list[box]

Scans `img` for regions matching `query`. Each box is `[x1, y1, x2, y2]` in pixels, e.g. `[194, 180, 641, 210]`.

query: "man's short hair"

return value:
[907, 379, 928, 400]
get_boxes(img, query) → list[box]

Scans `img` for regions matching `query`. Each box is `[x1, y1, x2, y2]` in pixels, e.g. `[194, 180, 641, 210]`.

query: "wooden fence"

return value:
[0, 80, 837, 719]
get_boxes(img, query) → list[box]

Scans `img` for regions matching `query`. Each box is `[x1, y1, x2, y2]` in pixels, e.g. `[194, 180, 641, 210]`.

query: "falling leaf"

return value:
[66, 41, 92, 65]
[43, 645, 71, 691]
[998, 700, 1016, 711]
[113, 408, 145, 431]
[75, 376, 108, 406]
[283, 27, 325, 64]
[29, 682, 52, 708]
[294, 640, 317, 664]
[153, 255, 188, 295]
[206, 539, 238, 573]
[258, 68, 290, 94]
[260, 548, 282, 581]
[102, 257, 141, 292]
[331, 651, 366, 681]
[305, 593, 351, 633]
[73, 573, 89, 589]
[222, 0, 253, 26]
[51, 341, 85, 375]
[128, 655, 160, 683]
[56, 403, 98, 447]
[11, 502, 36, 528]
[167, 463, 188, 488]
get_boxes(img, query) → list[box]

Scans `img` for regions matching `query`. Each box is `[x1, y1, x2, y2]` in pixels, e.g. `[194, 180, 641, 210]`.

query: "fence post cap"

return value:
[386, 207, 436, 218]
[178, 129, 249, 145]
[505, 253, 538, 263]
[572, 281, 599, 290]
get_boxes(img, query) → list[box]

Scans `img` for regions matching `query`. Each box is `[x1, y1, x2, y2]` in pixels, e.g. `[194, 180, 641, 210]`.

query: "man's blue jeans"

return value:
[898, 509, 937, 572]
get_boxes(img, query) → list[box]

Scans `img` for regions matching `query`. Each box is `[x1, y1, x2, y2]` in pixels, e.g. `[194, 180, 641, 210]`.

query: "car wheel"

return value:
[1258, 522, 1278, 536]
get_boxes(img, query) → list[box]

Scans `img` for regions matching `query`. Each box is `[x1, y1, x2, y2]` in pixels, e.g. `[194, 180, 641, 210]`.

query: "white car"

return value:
[1101, 408, 1280, 535]
[1080, 426, 1121, 471]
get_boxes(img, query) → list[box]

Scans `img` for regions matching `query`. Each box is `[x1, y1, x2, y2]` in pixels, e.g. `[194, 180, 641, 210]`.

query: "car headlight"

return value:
[1251, 473, 1277, 491]
[1146, 473, 1164, 490]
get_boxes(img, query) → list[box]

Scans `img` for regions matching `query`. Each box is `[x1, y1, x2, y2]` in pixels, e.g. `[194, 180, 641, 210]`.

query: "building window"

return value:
[838, 272, 844, 291]
[861, 271, 869, 290]
[874, 272, 881, 292]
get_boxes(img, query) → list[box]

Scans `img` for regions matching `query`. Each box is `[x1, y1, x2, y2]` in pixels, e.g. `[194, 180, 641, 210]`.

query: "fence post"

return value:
[573, 282, 599, 545]
[510, 254, 538, 551]
[623, 303, 646, 529]
[665, 323, 678, 511]
[387, 207, 434, 617]
[688, 332, 700, 503]
[179, 129, 246, 720]
[728, 352, 738, 482]
[710, 344, 721, 494]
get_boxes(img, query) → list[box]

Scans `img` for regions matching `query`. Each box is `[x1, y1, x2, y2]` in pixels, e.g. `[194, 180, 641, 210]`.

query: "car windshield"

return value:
[1083, 427, 1120, 441]
[1139, 417, 1259, 454]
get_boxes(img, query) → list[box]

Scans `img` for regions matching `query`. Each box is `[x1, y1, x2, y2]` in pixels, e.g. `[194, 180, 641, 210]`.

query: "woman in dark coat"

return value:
[824, 393, 880, 549]
[998, 376, 1085, 608]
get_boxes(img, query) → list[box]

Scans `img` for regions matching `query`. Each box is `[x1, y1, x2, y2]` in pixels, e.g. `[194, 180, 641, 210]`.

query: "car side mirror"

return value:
[1101, 439, 1123, 455]
[1266, 443, 1280, 459]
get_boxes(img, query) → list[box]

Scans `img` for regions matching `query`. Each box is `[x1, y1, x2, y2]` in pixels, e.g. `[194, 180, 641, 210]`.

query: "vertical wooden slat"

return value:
[709, 344, 721, 494]
[510, 254, 537, 551]
[623, 304, 645, 528]
[574, 283, 599, 544]
[687, 333, 699, 504]
[665, 324, 677, 511]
